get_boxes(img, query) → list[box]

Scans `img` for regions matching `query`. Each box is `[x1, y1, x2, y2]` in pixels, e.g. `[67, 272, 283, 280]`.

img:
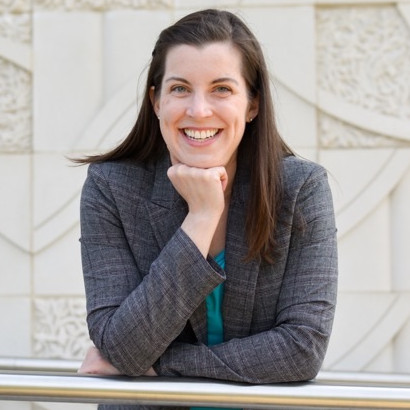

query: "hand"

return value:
[167, 164, 228, 218]
[78, 346, 158, 377]
[78, 346, 122, 375]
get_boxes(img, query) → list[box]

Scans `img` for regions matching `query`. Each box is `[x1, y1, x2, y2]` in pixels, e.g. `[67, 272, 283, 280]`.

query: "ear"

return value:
[247, 94, 259, 122]
[149, 86, 160, 117]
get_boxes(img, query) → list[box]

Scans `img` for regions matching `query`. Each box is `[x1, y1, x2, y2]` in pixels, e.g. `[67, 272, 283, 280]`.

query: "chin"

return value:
[177, 156, 220, 169]
[192, 160, 222, 169]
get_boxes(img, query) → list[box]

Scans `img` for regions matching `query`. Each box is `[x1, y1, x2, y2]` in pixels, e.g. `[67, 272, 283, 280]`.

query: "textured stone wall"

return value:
[1, 1, 410, 408]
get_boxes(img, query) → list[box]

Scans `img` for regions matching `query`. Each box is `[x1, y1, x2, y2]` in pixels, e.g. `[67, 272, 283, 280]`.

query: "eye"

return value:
[171, 85, 189, 94]
[214, 86, 232, 95]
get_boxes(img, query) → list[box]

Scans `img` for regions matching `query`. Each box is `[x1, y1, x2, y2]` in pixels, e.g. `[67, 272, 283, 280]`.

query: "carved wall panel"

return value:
[317, 4, 410, 237]
[0, 13, 31, 42]
[0, 58, 31, 152]
[33, 298, 91, 359]
[0, 7, 32, 152]
[0, 0, 31, 13]
[319, 114, 399, 149]
[317, 6, 410, 121]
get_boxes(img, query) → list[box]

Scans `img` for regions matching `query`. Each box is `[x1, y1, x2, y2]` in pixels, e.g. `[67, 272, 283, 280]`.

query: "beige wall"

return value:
[1, 1, 410, 407]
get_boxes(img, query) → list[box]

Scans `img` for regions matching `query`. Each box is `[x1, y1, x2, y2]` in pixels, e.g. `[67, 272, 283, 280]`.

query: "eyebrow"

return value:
[165, 76, 189, 84]
[165, 76, 239, 85]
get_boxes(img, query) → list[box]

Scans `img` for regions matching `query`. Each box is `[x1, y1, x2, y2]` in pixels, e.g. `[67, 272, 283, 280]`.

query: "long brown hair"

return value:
[75, 9, 293, 262]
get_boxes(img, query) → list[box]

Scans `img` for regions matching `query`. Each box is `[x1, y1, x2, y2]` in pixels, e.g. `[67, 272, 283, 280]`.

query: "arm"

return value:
[80, 163, 225, 376]
[154, 165, 338, 383]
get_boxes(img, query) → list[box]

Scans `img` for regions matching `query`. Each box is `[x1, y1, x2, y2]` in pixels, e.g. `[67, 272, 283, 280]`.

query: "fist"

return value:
[167, 164, 228, 217]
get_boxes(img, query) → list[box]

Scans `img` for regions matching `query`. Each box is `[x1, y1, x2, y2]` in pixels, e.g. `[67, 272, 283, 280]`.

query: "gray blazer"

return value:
[80, 154, 338, 410]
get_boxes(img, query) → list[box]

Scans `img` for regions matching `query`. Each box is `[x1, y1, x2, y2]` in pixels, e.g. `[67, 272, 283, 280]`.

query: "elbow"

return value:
[264, 348, 324, 384]
[91, 330, 149, 376]
[296, 353, 323, 381]
[270, 327, 330, 384]
[251, 346, 325, 385]
[290, 332, 329, 382]
[87, 312, 149, 377]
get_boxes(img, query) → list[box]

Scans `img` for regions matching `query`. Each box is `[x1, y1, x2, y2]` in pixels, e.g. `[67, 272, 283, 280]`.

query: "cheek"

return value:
[161, 96, 184, 119]
[229, 107, 248, 139]
[230, 109, 247, 131]
[223, 100, 249, 121]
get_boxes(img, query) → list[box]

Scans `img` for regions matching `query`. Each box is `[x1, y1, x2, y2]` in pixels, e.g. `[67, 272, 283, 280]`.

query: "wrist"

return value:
[181, 212, 221, 257]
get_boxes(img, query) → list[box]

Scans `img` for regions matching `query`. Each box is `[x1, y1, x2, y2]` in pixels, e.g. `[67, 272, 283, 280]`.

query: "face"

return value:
[151, 42, 258, 173]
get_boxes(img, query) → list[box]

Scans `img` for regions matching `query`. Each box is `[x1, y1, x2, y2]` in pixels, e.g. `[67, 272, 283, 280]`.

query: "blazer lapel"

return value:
[223, 167, 260, 341]
[146, 156, 186, 248]
[146, 156, 208, 344]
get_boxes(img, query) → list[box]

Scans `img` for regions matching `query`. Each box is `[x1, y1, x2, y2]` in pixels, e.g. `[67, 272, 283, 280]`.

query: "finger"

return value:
[167, 163, 185, 179]
[210, 167, 228, 191]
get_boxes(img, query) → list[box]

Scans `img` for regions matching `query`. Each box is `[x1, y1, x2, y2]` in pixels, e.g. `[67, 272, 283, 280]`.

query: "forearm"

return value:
[84, 229, 225, 376]
[155, 315, 333, 384]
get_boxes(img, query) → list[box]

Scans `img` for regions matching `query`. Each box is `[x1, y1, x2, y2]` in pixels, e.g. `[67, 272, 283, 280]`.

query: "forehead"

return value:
[163, 42, 244, 81]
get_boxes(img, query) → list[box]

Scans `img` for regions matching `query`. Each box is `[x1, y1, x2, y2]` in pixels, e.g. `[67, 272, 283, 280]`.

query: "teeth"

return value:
[184, 129, 218, 141]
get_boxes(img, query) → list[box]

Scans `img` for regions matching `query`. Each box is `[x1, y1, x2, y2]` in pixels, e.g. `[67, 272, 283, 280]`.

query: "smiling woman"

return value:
[74, 8, 338, 410]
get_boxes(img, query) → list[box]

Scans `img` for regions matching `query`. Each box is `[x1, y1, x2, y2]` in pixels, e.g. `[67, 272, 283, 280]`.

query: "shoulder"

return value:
[282, 155, 329, 194]
[87, 158, 155, 183]
[84, 157, 166, 199]
[280, 155, 334, 218]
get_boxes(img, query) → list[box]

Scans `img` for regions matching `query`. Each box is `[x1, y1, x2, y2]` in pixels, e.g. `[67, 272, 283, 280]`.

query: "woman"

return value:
[77, 7, 338, 404]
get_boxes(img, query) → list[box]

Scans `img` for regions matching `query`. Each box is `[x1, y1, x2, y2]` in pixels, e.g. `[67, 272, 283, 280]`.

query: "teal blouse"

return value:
[191, 251, 240, 410]
[205, 250, 225, 346]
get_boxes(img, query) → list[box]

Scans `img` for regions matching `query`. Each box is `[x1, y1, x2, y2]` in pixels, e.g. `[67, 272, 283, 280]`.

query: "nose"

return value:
[186, 92, 212, 118]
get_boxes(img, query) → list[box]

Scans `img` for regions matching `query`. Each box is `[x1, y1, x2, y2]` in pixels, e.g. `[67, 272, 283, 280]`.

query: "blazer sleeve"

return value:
[154, 164, 338, 384]
[80, 163, 225, 376]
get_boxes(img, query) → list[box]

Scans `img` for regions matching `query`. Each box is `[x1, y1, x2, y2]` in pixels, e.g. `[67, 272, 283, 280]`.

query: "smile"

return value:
[183, 128, 219, 141]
